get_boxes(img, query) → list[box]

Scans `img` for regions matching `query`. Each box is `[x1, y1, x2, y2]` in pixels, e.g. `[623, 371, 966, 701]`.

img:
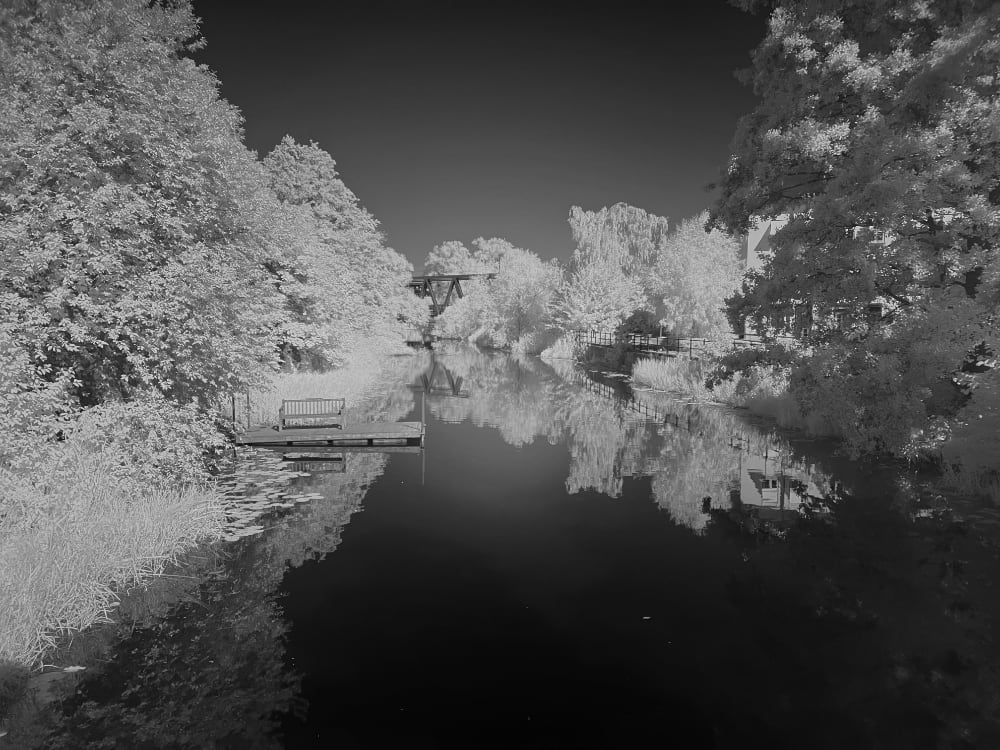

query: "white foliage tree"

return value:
[650, 212, 742, 338]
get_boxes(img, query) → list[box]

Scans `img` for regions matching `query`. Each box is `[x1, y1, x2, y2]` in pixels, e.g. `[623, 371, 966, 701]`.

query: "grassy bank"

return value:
[0, 398, 229, 671]
[0, 473, 222, 668]
[631, 355, 832, 434]
[1, 347, 417, 677]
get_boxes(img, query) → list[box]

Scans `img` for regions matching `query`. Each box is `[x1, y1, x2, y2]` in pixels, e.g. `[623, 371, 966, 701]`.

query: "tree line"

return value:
[1, 0, 426, 468]
[433, 0, 1000, 479]
[7, 0, 995, 481]
[425, 205, 743, 353]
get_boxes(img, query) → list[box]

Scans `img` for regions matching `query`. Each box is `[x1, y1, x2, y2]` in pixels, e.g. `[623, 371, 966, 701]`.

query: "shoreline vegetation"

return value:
[0, 350, 406, 659]
[540, 333, 999, 504]
[1, 0, 428, 704]
[0, 346, 417, 724]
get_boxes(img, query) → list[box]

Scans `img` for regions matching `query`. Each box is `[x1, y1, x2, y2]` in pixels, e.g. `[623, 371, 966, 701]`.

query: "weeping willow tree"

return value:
[568, 202, 669, 272]
[553, 203, 668, 332]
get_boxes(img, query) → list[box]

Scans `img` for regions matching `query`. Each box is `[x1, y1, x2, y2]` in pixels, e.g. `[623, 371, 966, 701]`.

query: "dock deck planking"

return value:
[236, 421, 424, 448]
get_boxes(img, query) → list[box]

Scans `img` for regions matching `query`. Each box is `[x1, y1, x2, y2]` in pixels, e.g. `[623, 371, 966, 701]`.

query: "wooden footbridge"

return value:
[408, 272, 497, 316]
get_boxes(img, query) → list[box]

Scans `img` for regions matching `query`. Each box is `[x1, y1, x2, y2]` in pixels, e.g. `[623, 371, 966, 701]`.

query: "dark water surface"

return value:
[11, 346, 1000, 749]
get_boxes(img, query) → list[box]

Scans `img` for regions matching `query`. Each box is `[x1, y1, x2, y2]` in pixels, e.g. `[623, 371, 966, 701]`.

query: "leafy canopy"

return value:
[553, 203, 665, 332]
[0, 0, 285, 405]
[650, 212, 743, 338]
[711, 0, 1000, 458]
[262, 137, 425, 365]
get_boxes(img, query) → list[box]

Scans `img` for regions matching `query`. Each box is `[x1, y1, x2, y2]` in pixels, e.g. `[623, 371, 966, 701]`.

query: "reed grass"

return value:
[630, 356, 831, 434]
[0, 347, 418, 673]
[539, 334, 583, 362]
[631, 356, 711, 396]
[0, 403, 227, 670]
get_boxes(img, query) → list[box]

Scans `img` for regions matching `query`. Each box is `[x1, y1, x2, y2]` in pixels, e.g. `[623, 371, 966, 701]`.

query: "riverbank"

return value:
[0, 346, 423, 728]
[545, 335, 999, 504]
[0, 396, 230, 673]
[630, 356, 817, 430]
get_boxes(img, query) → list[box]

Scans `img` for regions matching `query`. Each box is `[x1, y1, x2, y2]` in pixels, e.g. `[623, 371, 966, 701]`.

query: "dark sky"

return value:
[193, 1, 767, 269]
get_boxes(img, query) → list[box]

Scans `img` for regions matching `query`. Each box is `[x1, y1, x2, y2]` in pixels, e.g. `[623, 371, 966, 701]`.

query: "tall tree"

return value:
[474, 237, 561, 344]
[423, 240, 493, 275]
[552, 256, 648, 333]
[650, 212, 743, 338]
[0, 0, 284, 404]
[554, 203, 664, 331]
[711, 0, 1000, 457]
[433, 237, 560, 348]
[568, 203, 669, 273]
[263, 137, 425, 364]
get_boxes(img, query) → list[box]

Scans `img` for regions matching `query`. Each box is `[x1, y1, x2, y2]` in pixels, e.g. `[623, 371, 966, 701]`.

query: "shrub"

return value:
[0, 328, 77, 471]
[512, 329, 562, 357]
[632, 357, 707, 395]
[63, 396, 227, 488]
[540, 334, 583, 361]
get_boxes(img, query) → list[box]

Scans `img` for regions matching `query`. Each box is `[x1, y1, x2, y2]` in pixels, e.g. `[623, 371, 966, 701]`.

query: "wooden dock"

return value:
[236, 421, 424, 448]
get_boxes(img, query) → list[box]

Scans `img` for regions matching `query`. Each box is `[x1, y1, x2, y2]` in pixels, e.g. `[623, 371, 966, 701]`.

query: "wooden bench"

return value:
[277, 398, 345, 431]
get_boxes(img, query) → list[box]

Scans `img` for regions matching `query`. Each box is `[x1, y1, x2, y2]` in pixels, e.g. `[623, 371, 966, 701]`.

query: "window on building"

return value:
[793, 304, 812, 337]
[867, 303, 883, 325]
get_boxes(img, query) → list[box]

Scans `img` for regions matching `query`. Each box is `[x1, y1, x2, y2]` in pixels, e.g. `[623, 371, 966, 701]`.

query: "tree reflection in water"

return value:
[424, 344, 842, 528]
[415, 346, 1000, 747]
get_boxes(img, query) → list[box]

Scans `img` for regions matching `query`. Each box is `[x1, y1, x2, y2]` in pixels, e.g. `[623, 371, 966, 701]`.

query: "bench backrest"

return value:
[279, 398, 345, 428]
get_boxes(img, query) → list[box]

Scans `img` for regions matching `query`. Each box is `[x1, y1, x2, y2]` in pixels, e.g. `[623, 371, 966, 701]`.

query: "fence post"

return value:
[246, 391, 251, 431]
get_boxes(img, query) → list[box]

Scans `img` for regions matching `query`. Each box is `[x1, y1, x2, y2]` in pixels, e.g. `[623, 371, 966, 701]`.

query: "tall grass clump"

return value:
[631, 356, 708, 396]
[0, 385, 228, 670]
[0, 462, 222, 667]
[539, 334, 583, 362]
[631, 354, 832, 435]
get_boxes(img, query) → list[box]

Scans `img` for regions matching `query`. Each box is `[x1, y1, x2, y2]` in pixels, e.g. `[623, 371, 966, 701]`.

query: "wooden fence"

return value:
[574, 331, 799, 359]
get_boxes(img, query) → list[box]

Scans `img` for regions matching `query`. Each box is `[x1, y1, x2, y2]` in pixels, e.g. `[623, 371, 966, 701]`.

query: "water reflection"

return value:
[14, 348, 1000, 748]
[421, 344, 847, 532]
[401, 346, 1000, 746]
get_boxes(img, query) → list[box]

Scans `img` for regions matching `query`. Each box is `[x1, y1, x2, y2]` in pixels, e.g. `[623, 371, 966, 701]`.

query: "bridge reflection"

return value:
[411, 358, 469, 398]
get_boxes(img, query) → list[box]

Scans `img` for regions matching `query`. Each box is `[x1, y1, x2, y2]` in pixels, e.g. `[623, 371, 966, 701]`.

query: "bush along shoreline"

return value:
[0, 345, 417, 729]
[0, 390, 231, 728]
[0, 0, 428, 703]
[558, 335, 998, 505]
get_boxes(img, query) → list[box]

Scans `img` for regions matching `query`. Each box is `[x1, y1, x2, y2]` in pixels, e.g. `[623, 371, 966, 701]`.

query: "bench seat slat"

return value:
[278, 398, 345, 430]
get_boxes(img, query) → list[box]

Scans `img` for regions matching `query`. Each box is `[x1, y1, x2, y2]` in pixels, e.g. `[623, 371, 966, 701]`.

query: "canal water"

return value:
[7, 345, 1000, 749]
